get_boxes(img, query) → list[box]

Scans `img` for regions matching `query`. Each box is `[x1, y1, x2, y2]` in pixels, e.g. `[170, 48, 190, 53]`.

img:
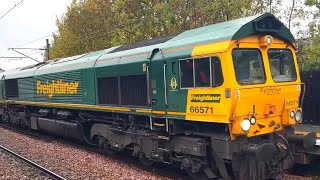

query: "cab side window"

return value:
[211, 57, 223, 86]
[194, 57, 210, 87]
[179, 56, 223, 88]
[180, 59, 194, 88]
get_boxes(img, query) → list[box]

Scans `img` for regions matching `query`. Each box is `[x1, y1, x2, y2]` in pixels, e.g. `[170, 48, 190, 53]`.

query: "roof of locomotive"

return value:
[3, 47, 118, 78]
[34, 47, 118, 76]
[3, 62, 49, 79]
[94, 13, 294, 68]
[96, 14, 265, 67]
[4, 13, 294, 78]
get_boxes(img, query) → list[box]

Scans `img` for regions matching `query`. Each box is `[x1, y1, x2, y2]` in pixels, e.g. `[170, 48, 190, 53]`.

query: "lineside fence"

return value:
[301, 71, 320, 125]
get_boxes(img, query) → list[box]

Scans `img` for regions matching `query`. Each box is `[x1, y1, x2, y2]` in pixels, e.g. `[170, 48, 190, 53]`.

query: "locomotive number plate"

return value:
[189, 106, 213, 114]
[285, 98, 299, 109]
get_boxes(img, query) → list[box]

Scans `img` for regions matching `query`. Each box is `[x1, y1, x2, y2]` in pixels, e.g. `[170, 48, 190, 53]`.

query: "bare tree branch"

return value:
[289, 0, 295, 30]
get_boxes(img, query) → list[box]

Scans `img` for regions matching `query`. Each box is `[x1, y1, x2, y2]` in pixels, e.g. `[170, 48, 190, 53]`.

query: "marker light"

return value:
[241, 119, 251, 132]
[290, 111, 295, 118]
[259, 35, 273, 47]
[250, 117, 256, 125]
[295, 110, 302, 123]
[266, 36, 273, 45]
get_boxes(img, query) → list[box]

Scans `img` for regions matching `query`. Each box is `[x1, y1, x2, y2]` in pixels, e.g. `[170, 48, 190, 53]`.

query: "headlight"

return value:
[290, 111, 295, 118]
[295, 110, 302, 123]
[250, 117, 256, 125]
[241, 119, 251, 132]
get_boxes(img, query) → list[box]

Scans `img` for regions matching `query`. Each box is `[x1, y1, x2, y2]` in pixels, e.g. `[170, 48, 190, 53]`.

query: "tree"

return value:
[297, 0, 320, 70]
[49, 0, 277, 59]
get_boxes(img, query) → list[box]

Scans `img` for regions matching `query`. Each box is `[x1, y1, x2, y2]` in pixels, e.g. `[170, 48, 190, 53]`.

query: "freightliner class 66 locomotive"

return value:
[0, 13, 315, 180]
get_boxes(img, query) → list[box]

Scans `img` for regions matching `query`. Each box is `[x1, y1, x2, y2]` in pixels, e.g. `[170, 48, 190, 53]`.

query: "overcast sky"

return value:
[0, 0, 72, 70]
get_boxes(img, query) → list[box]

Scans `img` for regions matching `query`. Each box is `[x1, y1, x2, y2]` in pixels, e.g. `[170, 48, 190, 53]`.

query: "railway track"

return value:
[0, 123, 312, 180]
[0, 123, 188, 179]
[0, 144, 66, 180]
[0, 123, 313, 180]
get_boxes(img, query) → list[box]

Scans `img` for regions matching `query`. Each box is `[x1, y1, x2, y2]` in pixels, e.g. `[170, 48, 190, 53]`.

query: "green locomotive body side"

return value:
[0, 13, 295, 120]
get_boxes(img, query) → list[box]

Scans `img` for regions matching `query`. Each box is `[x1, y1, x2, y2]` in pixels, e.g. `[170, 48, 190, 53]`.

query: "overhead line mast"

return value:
[0, 39, 50, 62]
[0, 34, 51, 56]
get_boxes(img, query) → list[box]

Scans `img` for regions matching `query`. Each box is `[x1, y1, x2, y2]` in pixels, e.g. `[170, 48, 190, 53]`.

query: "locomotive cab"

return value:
[180, 14, 316, 179]
[228, 35, 302, 138]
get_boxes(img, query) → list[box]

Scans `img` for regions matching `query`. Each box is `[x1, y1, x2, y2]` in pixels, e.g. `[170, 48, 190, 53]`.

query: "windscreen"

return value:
[232, 49, 266, 85]
[268, 49, 297, 82]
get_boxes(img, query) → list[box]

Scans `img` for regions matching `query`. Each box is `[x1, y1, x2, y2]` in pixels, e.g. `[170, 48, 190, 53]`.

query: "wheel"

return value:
[183, 157, 220, 180]
[2, 112, 10, 123]
[139, 153, 154, 166]
[98, 136, 117, 155]
[186, 167, 222, 180]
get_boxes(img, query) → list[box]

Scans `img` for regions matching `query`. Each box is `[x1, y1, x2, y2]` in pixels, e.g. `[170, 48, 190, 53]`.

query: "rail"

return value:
[0, 145, 66, 180]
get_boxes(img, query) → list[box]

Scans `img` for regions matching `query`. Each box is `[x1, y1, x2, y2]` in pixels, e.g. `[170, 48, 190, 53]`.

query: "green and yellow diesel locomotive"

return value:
[0, 13, 315, 180]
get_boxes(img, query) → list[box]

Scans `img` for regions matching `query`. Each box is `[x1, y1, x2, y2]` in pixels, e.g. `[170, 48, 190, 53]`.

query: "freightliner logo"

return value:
[190, 94, 221, 103]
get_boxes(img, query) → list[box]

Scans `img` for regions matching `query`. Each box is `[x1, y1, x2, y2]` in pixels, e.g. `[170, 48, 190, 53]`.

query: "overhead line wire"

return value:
[17, 34, 51, 47]
[0, 0, 26, 21]
[0, 34, 51, 56]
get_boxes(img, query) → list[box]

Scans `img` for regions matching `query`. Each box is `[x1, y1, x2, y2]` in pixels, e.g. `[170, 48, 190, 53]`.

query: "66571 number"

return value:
[189, 106, 213, 114]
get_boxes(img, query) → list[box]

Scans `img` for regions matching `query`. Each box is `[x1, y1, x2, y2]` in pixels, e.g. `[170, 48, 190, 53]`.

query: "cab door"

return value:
[166, 60, 182, 113]
[149, 50, 168, 114]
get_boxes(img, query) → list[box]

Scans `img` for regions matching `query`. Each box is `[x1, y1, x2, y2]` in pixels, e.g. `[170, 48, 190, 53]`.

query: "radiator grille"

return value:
[120, 74, 147, 106]
[98, 77, 119, 105]
[5, 79, 18, 99]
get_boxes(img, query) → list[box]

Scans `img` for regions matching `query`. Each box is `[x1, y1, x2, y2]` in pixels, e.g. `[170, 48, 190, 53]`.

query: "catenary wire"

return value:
[17, 34, 51, 47]
[0, 0, 26, 21]
[0, 34, 51, 56]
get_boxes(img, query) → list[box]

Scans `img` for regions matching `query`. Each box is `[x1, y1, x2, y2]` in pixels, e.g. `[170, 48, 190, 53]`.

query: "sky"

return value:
[0, 0, 72, 70]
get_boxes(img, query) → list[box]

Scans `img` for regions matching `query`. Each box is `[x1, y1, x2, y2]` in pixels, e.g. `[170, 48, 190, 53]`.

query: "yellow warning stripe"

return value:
[0, 100, 186, 116]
